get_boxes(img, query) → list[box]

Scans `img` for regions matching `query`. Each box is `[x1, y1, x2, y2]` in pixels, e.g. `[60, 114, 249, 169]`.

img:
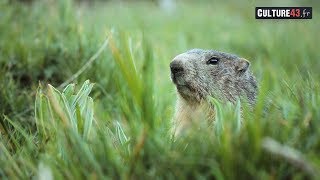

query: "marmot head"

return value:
[170, 49, 257, 105]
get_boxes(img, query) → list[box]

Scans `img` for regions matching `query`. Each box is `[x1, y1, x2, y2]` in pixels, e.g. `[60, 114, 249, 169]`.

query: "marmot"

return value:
[170, 49, 258, 136]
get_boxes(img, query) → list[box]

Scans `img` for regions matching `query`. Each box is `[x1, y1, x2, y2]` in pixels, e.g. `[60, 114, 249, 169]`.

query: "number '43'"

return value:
[290, 9, 300, 17]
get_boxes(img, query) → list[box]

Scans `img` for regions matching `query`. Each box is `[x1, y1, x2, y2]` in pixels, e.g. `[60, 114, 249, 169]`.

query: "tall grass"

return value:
[0, 0, 319, 179]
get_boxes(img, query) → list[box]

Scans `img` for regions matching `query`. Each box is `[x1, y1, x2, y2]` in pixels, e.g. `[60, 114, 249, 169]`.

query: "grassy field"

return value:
[0, 0, 319, 179]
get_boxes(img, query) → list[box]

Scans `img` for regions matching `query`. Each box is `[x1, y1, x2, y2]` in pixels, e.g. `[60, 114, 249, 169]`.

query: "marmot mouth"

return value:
[176, 84, 188, 90]
[176, 84, 200, 101]
[171, 73, 186, 86]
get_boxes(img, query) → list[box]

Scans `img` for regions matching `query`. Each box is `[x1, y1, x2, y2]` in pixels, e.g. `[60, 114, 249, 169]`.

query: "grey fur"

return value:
[170, 49, 258, 135]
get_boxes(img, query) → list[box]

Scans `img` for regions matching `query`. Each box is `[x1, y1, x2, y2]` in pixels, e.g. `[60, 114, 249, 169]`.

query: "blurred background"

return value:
[0, 0, 319, 179]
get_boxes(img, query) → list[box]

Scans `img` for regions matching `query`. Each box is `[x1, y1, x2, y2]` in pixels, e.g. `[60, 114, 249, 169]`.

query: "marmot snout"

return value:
[170, 49, 258, 136]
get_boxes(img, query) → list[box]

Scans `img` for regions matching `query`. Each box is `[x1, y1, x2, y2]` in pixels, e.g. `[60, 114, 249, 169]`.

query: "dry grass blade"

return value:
[47, 84, 70, 128]
[59, 36, 109, 89]
[262, 137, 318, 178]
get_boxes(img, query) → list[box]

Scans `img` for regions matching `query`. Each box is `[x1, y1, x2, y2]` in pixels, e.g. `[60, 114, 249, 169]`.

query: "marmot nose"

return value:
[170, 61, 184, 75]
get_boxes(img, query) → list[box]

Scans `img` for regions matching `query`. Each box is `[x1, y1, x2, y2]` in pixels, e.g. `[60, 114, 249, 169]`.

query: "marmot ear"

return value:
[236, 58, 250, 74]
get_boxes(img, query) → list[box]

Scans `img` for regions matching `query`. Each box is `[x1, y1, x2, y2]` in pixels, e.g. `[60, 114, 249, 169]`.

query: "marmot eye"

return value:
[206, 57, 219, 65]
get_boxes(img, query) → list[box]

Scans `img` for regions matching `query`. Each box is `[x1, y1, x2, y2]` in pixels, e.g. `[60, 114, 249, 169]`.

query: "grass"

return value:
[0, 0, 320, 179]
